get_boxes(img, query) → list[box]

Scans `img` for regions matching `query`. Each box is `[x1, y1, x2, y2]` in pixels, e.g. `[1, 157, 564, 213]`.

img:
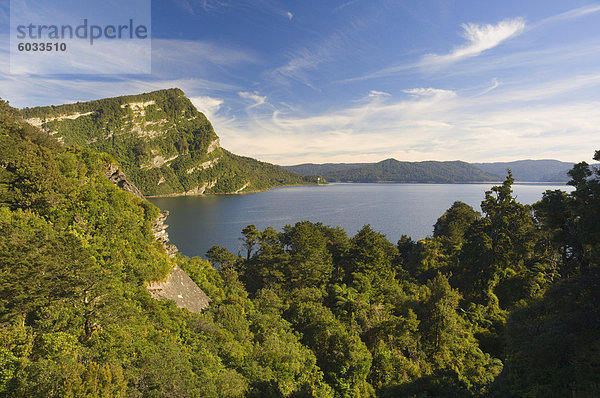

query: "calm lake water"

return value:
[149, 183, 574, 258]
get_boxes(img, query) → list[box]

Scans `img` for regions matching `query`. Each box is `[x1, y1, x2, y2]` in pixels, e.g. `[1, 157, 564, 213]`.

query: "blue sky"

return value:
[1, 0, 599, 164]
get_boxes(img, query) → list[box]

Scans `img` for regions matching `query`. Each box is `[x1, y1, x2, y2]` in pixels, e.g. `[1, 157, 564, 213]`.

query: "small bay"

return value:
[149, 182, 573, 258]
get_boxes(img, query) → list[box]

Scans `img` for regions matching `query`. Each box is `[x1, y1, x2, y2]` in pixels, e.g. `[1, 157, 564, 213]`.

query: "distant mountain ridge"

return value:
[21, 88, 318, 196]
[472, 160, 574, 182]
[284, 159, 497, 183]
[284, 159, 574, 183]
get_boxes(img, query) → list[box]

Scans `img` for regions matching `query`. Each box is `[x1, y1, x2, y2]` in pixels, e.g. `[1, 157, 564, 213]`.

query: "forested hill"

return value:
[285, 158, 574, 182]
[20, 88, 319, 196]
[472, 159, 574, 182]
[285, 158, 497, 183]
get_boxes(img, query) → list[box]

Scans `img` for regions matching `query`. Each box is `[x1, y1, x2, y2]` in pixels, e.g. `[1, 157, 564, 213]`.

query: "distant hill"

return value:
[284, 159, 497, 183]
[283, 163, 371, 176]
[21, 88, 318, 196]
[285, 159, 575, 183]
[472, 160, 574, 182]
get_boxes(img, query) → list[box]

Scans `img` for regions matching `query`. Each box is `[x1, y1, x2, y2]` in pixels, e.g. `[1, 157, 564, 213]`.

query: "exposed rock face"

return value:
[206, 137, 220, 154]
[186, 157, 219, 174]
[25, 111, 95, 128]
[147, 267, 211, 313]
[152, 210, 178, 258]
[147, 211, 212, 313]
[103, 162, 209, 313]
[105, 164, 144, 199]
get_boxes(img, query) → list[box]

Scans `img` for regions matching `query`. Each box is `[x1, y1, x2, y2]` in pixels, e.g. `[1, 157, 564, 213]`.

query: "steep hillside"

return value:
[285, 159, 497, 183]
[1, 98, 332, 397]
[473, 160, 574, 182]
[21, 88, 317, 196]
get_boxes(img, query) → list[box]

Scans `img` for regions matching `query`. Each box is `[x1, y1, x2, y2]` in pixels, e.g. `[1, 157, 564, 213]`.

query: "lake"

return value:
[149, 182, 574, 258]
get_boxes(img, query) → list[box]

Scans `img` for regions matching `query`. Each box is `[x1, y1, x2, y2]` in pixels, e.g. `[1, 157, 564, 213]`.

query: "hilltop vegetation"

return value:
[21, 89, 318, 196]
[3, 96, 600, 397]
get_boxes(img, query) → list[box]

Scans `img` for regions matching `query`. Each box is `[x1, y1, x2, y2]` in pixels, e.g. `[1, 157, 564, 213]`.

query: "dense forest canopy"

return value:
[2, 97, 600, 397]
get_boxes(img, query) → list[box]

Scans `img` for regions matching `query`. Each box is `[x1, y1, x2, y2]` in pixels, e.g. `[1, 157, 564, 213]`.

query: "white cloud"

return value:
[422, 17, 526, 68]
[368, 90, 391, 97]
[210, 75, 600, 165]
[403, 88, 456, 99]
[189, 96, 223, 120]
[338, 17, 530, 83]
[238, 91, 267, 109]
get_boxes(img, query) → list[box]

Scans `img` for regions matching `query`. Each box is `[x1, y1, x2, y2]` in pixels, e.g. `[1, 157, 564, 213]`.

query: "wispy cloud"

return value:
[341, 4, 599, 84]
[168, 0, 230, 14]
[532, 3, 600, 28]
[367, 90, 391, 98]
[430, 39, 600, 79]
[267, 11, 373, 89]
[475, 78, 501, 96]
[268, 46, 329, 90]
[189, 96, 223, 120]
[0, 3, 8, 28]
[422, 17, 526, 68]
[333, 1, 359, 13]
[152, 39, 258, 79]
[238, 91, 267, 109]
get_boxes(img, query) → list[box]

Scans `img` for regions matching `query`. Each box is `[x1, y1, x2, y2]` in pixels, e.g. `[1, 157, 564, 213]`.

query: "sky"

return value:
[1, 0, 599, 165]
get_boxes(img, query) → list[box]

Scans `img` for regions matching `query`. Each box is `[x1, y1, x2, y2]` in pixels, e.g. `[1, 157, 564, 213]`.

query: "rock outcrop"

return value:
[146, 267, 211, 313]
[147, 210, 211, 313]
[105, 164, 144, 199]
[104, 163, 209, 313]
[152, 210, 178, 258]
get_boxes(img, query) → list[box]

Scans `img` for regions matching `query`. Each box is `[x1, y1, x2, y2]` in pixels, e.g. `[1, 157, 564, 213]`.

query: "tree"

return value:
[500, 267, 600, 397]
[456, 172, 535, 306]
[534, 150, 600, 275]
[241, 224, 261, 260]
[433, 201, 480, 250]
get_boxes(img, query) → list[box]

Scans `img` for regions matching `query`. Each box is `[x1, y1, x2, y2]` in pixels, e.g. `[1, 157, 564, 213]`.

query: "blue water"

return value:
[149, 183, 573, 258]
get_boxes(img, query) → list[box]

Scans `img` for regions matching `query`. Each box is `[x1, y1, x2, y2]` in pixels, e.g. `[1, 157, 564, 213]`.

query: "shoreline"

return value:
[145, 182, 326, 198]
[144, 180, 568, 198]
